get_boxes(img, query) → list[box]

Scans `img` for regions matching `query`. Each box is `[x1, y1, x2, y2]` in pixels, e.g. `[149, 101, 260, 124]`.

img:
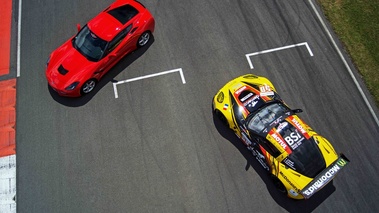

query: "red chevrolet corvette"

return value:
[46, 0, 155, 97]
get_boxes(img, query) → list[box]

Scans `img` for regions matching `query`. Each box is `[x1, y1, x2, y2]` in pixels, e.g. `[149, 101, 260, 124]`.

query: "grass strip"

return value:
[317, 0, 379, 106]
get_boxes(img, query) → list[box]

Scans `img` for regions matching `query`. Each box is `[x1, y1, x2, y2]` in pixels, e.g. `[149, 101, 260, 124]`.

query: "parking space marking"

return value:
[113, 68, 186, 98]
[245, 42, 313, 69]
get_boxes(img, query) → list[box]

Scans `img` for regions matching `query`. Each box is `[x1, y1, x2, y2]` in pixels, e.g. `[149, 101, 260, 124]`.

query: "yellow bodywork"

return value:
[212, 74, 343, 199]
[213, 74, 276, 137]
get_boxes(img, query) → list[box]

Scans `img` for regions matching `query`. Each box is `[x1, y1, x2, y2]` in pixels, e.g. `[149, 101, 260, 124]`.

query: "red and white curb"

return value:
[0, 154, 16, 213]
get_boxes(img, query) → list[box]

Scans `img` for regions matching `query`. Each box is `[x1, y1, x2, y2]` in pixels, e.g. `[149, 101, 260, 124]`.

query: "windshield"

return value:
[282, 138, 326, 178]
[73, 25, 108, 62]
[247, 102, 287, 132]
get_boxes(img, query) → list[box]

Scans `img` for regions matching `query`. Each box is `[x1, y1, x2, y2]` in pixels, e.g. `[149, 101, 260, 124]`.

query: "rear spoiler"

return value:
[300, 154, 349, 199]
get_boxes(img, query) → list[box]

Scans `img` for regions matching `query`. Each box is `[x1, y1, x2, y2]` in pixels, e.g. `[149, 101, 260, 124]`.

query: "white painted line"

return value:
[113, 68, 185, 98]
[245, 42, 313, 69]
[113, 83, 119, 99]
[308, 0, 379, 127]
[17, 0, 22, 77]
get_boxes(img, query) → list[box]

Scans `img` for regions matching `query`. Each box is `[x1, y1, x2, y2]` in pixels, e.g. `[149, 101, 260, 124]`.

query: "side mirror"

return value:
[292, 109, 303, 113]
[76, 24, 81, 32]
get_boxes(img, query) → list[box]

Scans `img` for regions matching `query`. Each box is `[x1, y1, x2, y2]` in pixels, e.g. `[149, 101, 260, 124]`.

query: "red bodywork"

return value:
[46, 0, 155, 97]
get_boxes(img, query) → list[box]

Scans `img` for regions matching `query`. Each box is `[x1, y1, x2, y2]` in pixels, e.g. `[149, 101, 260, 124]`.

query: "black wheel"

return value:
[137, 31, 151, 47]
[215, 110, 229, 128]
[81, 79, 97, 95]
[271, 175, 287, 195]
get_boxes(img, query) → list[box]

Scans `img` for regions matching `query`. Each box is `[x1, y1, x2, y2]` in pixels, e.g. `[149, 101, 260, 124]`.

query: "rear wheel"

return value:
[137, 31, 151, 47]
[271, 175, 287, 195]
[81, 79, 97, 95]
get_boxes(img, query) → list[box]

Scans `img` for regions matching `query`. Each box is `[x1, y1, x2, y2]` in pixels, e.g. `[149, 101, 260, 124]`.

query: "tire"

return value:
[81, 79, 97, 95]
[271, 175, 287, 195]
[215, 110, 229, 128]
[137, 31, 151, 47]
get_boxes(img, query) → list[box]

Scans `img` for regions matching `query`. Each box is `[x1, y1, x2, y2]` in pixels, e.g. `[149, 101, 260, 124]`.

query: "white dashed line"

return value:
[245, 42, 313, 69]
[113, 68, 186, 98]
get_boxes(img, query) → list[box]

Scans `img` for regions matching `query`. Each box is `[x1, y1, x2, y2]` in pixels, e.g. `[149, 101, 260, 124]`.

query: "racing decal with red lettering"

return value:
[268, 129, 292, 154]
[234, 85, 246, 95]
[233, 84, 272, 117]
[287, 116, 311, 139]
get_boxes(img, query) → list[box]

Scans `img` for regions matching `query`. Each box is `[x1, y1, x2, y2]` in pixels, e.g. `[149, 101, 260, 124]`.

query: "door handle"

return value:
[130, 27, 138, 34]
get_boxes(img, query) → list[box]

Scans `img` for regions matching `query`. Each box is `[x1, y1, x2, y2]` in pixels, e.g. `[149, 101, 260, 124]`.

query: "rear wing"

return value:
[300, 154, 349, 199]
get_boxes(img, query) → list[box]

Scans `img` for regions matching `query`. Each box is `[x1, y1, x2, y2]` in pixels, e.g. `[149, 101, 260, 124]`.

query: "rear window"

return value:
[107, 5, 139, 24]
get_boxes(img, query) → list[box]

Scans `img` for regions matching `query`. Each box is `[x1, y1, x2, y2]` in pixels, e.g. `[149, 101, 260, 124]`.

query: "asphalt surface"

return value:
[15, 0, 379, 212]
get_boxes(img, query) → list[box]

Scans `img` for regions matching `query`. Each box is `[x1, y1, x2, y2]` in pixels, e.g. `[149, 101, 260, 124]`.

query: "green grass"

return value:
[317, 0, 379, 106]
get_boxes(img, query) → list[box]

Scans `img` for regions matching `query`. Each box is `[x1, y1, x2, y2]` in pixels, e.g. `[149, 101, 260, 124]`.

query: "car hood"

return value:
[46, 39, 96, 89]
[267, 115, 327, 178]
[268, 115, 313, 153]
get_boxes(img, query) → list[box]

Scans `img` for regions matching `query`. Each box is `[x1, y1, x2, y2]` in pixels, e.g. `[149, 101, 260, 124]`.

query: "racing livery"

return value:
[212, 74, 349, 199]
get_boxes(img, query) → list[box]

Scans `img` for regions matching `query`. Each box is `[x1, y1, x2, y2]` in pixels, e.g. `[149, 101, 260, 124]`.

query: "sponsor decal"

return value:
[223, 104, 229, 110]
[270, 116, 283, 127]
[235, 86, 246, 95]
[301, 156, 349, 199]
[259, 84, 274, 96]
[272, 132, 287, 149]
[283, 157, 296, 170]
[284, 130, 304, 150]
[244, 95, 260, 108]
[240, 92, 254, 102]
[337, 158, 348, 167]
[252, 148, 269, 171]
[276, 122, 288, 132]
[280, 171, 300, 192]
[269, 130, 291, 154]
[289, 117, 310, 139]
[241, 132, 253, 146]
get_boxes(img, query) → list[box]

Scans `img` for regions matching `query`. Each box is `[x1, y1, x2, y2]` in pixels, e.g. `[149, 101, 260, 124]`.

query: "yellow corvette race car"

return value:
[212, 74, 349, 199]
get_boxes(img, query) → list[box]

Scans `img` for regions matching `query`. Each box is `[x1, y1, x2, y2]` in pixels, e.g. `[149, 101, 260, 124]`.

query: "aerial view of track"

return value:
[14, 0, 379, 212]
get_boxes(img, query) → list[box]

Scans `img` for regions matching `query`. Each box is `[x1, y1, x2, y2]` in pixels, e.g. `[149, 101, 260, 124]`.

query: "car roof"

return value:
[87, 0, 145, 41]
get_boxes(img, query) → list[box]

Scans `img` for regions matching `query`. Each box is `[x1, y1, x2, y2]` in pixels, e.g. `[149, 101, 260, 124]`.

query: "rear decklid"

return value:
[300, 154, 349, 199]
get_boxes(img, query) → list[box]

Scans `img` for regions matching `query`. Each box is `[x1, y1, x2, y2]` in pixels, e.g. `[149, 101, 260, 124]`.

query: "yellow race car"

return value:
[212, 74, 349, 199]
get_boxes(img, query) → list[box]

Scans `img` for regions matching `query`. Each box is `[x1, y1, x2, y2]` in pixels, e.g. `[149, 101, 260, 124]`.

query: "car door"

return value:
[123, 23, 142, 53]
[96, 25, 132, 78]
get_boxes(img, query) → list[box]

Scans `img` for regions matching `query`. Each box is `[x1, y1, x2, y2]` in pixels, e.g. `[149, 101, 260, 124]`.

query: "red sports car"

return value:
[46, 0, 155, 97]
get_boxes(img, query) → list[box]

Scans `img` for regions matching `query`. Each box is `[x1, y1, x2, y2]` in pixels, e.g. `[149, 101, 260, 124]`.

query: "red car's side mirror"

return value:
[76, 24, 81, 32]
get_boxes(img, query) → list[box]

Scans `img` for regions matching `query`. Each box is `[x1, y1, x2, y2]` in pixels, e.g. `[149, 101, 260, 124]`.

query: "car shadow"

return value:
[48, 36, 155, 107]
[212, 108, 335, 212]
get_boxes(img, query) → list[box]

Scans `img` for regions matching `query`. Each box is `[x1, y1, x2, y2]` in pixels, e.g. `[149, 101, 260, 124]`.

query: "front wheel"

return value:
[271, 175, 287, 195]
[81, 79, 97, 95]
[214, 110, 229, 128]
[137, 31, 151, 47]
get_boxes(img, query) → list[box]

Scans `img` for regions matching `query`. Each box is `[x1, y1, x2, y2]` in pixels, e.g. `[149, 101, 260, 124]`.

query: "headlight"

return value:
[65, 82, 79, 91]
